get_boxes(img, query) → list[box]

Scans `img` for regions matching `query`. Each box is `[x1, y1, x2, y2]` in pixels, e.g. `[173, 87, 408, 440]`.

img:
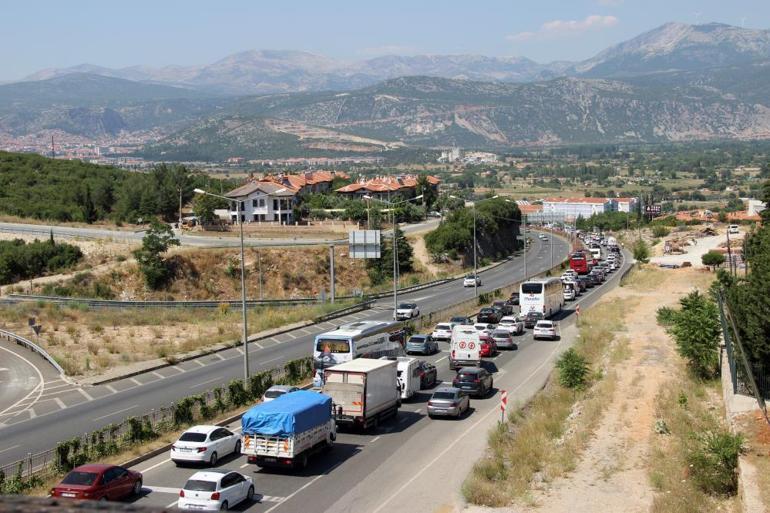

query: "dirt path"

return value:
[466, 266, 714, 513]
[410, 235, 442, 276]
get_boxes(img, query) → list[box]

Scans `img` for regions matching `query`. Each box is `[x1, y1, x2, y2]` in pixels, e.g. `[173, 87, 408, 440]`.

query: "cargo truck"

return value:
[323, 359, 400, 429]
[241, 390, 336, 470]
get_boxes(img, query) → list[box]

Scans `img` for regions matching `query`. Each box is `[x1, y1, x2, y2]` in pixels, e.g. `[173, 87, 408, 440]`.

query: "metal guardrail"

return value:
[314, 300, 375, 323]
[1, 294, 359, 309]
[0, 328, 65, 377]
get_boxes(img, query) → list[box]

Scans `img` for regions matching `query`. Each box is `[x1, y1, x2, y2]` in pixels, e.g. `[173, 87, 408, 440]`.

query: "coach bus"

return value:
[520, 278, 564, 318]
[569, 251, 591, 275]
[312, 320, 406, 385]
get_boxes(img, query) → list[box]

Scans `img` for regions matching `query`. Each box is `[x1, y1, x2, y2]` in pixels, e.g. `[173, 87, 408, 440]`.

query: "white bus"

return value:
[520, 278, 564, 318]
[312, 320, 406, 385]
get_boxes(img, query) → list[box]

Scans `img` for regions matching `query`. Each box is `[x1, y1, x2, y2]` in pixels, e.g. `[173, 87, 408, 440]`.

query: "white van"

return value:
[394, 357, 421, 400]
[590, 247, 602, 260]
[728, 225, 740, 235]
[450, 325, 481, 371]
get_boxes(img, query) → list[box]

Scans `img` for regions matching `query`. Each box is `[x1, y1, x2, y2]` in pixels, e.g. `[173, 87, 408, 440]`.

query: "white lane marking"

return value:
[28, 408, 36, 419]
[370, 317, 570, 513]
[54, 397, 66, 410]
[284, 332, 297, 340]
[194, 360, 206, 367]
[191, 377, 221, 389]
[129, 377, 142, 386]
[0, 368, 7, 372]
[240, 463, 250, 468]
[262, 461, 344, 513]
[262, 496, 286, 503]
[92, 404, 138, 422]
[214, 353, 226, 361]
[144, 485, 180, 494]
[370, 436, 381, 443]
[235, 347, 245, 355]
[166, 499, 178, 508]
[105, 384, 118, 394]
[76, 388, 94, 401]
[0, 444, 19, 455]
[413, 408, 421, 413]
[435, 356, 448, 364]
[171, 365, 186, 374]
[298, 328, 312, 335]
[138, 457, 172, 474]
[151, 371, 165, 380]
[0, 345, 44, 418]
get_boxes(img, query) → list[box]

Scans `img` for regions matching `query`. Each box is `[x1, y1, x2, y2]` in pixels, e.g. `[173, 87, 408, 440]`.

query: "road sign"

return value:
[500, 390, 508, 422]
[349, 230, 381, 259]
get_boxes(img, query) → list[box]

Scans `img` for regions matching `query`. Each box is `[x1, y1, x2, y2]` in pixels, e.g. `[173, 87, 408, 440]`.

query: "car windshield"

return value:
[435, 324, 451, 330]
[480, 308, 493, 313]
[522, 283, 542, 294]
[61, 471, 99, 486]
[537, 322, 553, 328]
[432, 392, 457, 400]
[179, 432, 207, 443]
[315, 338, 350, 354]
[184, 480, 217, 492]
[264, 390, 285, 399]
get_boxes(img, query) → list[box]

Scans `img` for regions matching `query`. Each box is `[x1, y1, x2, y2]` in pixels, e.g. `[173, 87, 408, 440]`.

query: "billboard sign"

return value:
[349, 230, 381, 259]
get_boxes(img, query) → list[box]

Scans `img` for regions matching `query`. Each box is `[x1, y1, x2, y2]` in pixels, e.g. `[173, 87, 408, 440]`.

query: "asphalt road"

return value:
[0, 234, 569, 468]
[0, 220, 439, 248]
[117, 249, 630, 513]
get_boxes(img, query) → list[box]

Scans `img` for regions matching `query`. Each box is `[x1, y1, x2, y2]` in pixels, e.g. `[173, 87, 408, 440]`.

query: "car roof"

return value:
[71, 464, 115, 473]
[434, 386, 461, 394]
[266, 385, 297, 392]
[409, 334, 428, 339]
[182, 425, 219, 434]
[457, 367, 482, 374]
[536, 320, 554, 325]
[499, 316, 518, 321]
[187, 470, 236, 482]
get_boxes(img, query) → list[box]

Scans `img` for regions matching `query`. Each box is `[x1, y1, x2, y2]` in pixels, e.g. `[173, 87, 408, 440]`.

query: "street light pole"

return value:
[195, 188, 250, 384]
[473, 203, 478, 297]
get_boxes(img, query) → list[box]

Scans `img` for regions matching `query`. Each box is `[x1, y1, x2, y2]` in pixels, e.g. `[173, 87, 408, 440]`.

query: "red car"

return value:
[50, 464, 143, 501]
[479, 335, 498, 357]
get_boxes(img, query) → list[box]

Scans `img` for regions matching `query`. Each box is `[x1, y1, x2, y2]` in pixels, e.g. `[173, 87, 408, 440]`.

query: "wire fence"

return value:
[716, 289, 770, 425]
[0, 357, 313, 494]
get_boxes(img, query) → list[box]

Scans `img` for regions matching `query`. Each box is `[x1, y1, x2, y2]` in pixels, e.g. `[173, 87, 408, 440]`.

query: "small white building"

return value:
[542, 197, 616, 221]
[747, 198, 767, 217]
[224, 181, 297, 224]
[614, 197, 638, 213]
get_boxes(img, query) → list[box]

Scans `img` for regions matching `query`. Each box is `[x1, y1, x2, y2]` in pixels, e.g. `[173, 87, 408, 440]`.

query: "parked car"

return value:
[427, 387, 470, 419]
[431, 322, 453, 342]
[452, 367, 494, 398]
[406, 334, 438, 355]
[463, 274, 481, 287]
[479, 335, 498, 357]
[171, 425, 241, 466]
[50, 464, 142, 501]
[523, 311, 544, 329]
[450, 315, 473, 326]
[394, 302, 420, 320]
[477, 307, 502, 324]
[533, 320, 560, 340]
[506, 292, 520, 306]
[262, 385, 299, 403]
[497, 315, 524, 335]
[473, 323, 496, 336]
[490, 329, 517, 350]
[491, 300, 514, 316]
[416, 360, 438, 389]
[178, 470, 254, 511]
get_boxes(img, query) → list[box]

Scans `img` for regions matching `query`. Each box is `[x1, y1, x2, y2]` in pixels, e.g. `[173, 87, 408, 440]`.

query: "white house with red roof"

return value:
[335, 175, 440, 200]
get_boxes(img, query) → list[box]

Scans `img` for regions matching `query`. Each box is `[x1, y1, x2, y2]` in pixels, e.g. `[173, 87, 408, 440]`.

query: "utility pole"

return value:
[524, 215, 528, 281]
[726, 229, 734, 277]
[393, 209, 398, 315]
[258, 251, 263, 300]
[473, 203, 478, 297]
[178, 187, 183, 229]
[329, 245, 336, 303]
[237, 199, 249, 383]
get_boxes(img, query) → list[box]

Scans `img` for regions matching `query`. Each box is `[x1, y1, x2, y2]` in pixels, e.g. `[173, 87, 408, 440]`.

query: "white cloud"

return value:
[507, 15, 619, 42]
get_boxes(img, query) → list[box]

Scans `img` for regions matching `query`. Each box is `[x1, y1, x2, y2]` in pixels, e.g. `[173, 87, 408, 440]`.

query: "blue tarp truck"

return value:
[241, 390, 336, 469]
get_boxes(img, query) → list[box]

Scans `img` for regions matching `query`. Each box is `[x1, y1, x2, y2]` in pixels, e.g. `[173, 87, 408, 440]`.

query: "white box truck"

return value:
[241, 390, 336, 470]
[323, 359, 400, 429]
[450, 325, 481, 370]
[394, 357, 421, 400]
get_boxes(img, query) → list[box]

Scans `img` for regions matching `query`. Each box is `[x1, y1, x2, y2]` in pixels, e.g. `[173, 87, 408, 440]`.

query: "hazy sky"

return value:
[2, 0, 768, 81]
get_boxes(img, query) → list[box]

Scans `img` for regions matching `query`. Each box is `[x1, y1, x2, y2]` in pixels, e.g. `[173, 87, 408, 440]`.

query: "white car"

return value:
[539, 233, 548, 240]
[178, 470, 254, 511]
[473, 323, 496, 335]
[533, 320, 560, 340]
[431, 323, 453, 342]
[394, 302, 420, 320]
[497, 316, 524, 335]
[262, 385, 299, 403]
[171, 425, 241, 466]
[463, 274, 481, 287]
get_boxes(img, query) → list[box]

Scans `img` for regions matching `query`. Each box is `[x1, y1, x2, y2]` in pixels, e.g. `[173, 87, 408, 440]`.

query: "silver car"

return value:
[427, 387, 470, 419]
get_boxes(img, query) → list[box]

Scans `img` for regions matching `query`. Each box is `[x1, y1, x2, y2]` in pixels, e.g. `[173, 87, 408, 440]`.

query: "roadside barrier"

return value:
[0, 328, 65, 377]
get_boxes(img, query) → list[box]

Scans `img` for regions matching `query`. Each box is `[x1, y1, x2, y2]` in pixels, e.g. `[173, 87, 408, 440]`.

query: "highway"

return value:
[120, 248, 630, 513]
[0, 234, 569, 468]
[0, 219, 439, 248]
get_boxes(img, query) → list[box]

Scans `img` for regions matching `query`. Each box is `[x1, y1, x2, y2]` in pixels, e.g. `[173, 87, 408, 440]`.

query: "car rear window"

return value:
[184, 480, 217, 492]
[436, 324, 451, 330]
[432, 392, 457, 400]
[492, 330, 509, 337]
[179, 432, 207, 443]
[409, 336, 426, 342]
[457, 373, 478, 382]
[61, 471, 99, 486]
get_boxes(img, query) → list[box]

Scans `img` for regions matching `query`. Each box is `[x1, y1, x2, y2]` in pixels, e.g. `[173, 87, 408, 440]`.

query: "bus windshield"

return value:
[315, 339, 351, 354]
[521, 283, 543, 294]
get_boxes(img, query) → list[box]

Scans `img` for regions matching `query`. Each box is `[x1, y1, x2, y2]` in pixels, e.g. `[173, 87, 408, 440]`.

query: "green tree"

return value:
[416, 175, 438, 212]
[192, 194, 225, 225]
[633, 238, 650, 263]
[133, 219, 179, 289]
[555, 348, 589, 389]
[702, 251, 726, 271]
[667, 291, 721, 378]
[367, 227, 414, 285]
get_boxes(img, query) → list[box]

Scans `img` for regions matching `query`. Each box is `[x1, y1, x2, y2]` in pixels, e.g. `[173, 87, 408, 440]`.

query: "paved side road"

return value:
[114, 251, 628, 513]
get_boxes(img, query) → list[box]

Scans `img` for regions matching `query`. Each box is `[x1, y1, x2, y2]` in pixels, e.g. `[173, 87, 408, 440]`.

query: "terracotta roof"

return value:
[518, 204, 543, 214]
[335, 174, 440, 194]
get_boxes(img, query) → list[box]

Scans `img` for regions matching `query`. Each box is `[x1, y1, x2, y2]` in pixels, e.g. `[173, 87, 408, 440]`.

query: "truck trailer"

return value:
[241, 390, 336, 470]
[323, 359, 400, 429]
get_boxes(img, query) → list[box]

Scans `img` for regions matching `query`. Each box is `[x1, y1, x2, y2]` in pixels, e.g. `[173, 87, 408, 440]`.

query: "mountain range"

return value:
[3, 22, 770, 150]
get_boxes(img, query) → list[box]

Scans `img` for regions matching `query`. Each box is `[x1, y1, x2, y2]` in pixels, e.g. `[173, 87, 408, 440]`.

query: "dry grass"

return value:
[463, 301, 627, 506]
[648, 378, 739, 513]
[736, 412, 770, 510]
[0, 301, 351, 377]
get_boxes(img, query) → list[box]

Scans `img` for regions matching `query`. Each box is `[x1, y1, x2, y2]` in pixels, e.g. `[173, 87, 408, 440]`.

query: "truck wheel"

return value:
[298, 453, 309, 470]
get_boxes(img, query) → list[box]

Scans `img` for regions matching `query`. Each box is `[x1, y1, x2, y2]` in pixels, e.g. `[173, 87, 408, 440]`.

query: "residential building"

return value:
[224, 181, 297, 224]
[542, 197, 616, 221]
[335, 175, 440, 201]
[614, 197, 638, 213]
[264, 170, 348, 196]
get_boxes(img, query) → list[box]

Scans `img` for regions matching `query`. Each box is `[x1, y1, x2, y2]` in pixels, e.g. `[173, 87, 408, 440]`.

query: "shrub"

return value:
[652, 225, 670, 238]
[702, 251, 726, 270]
[632, 238, 650, 263]
[0, 238, 83, 285]
[555, 348, 589, 389]
[688, 431, 744, 495]
[667, 291, 721, 379]
[656, 306, 678, 326]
